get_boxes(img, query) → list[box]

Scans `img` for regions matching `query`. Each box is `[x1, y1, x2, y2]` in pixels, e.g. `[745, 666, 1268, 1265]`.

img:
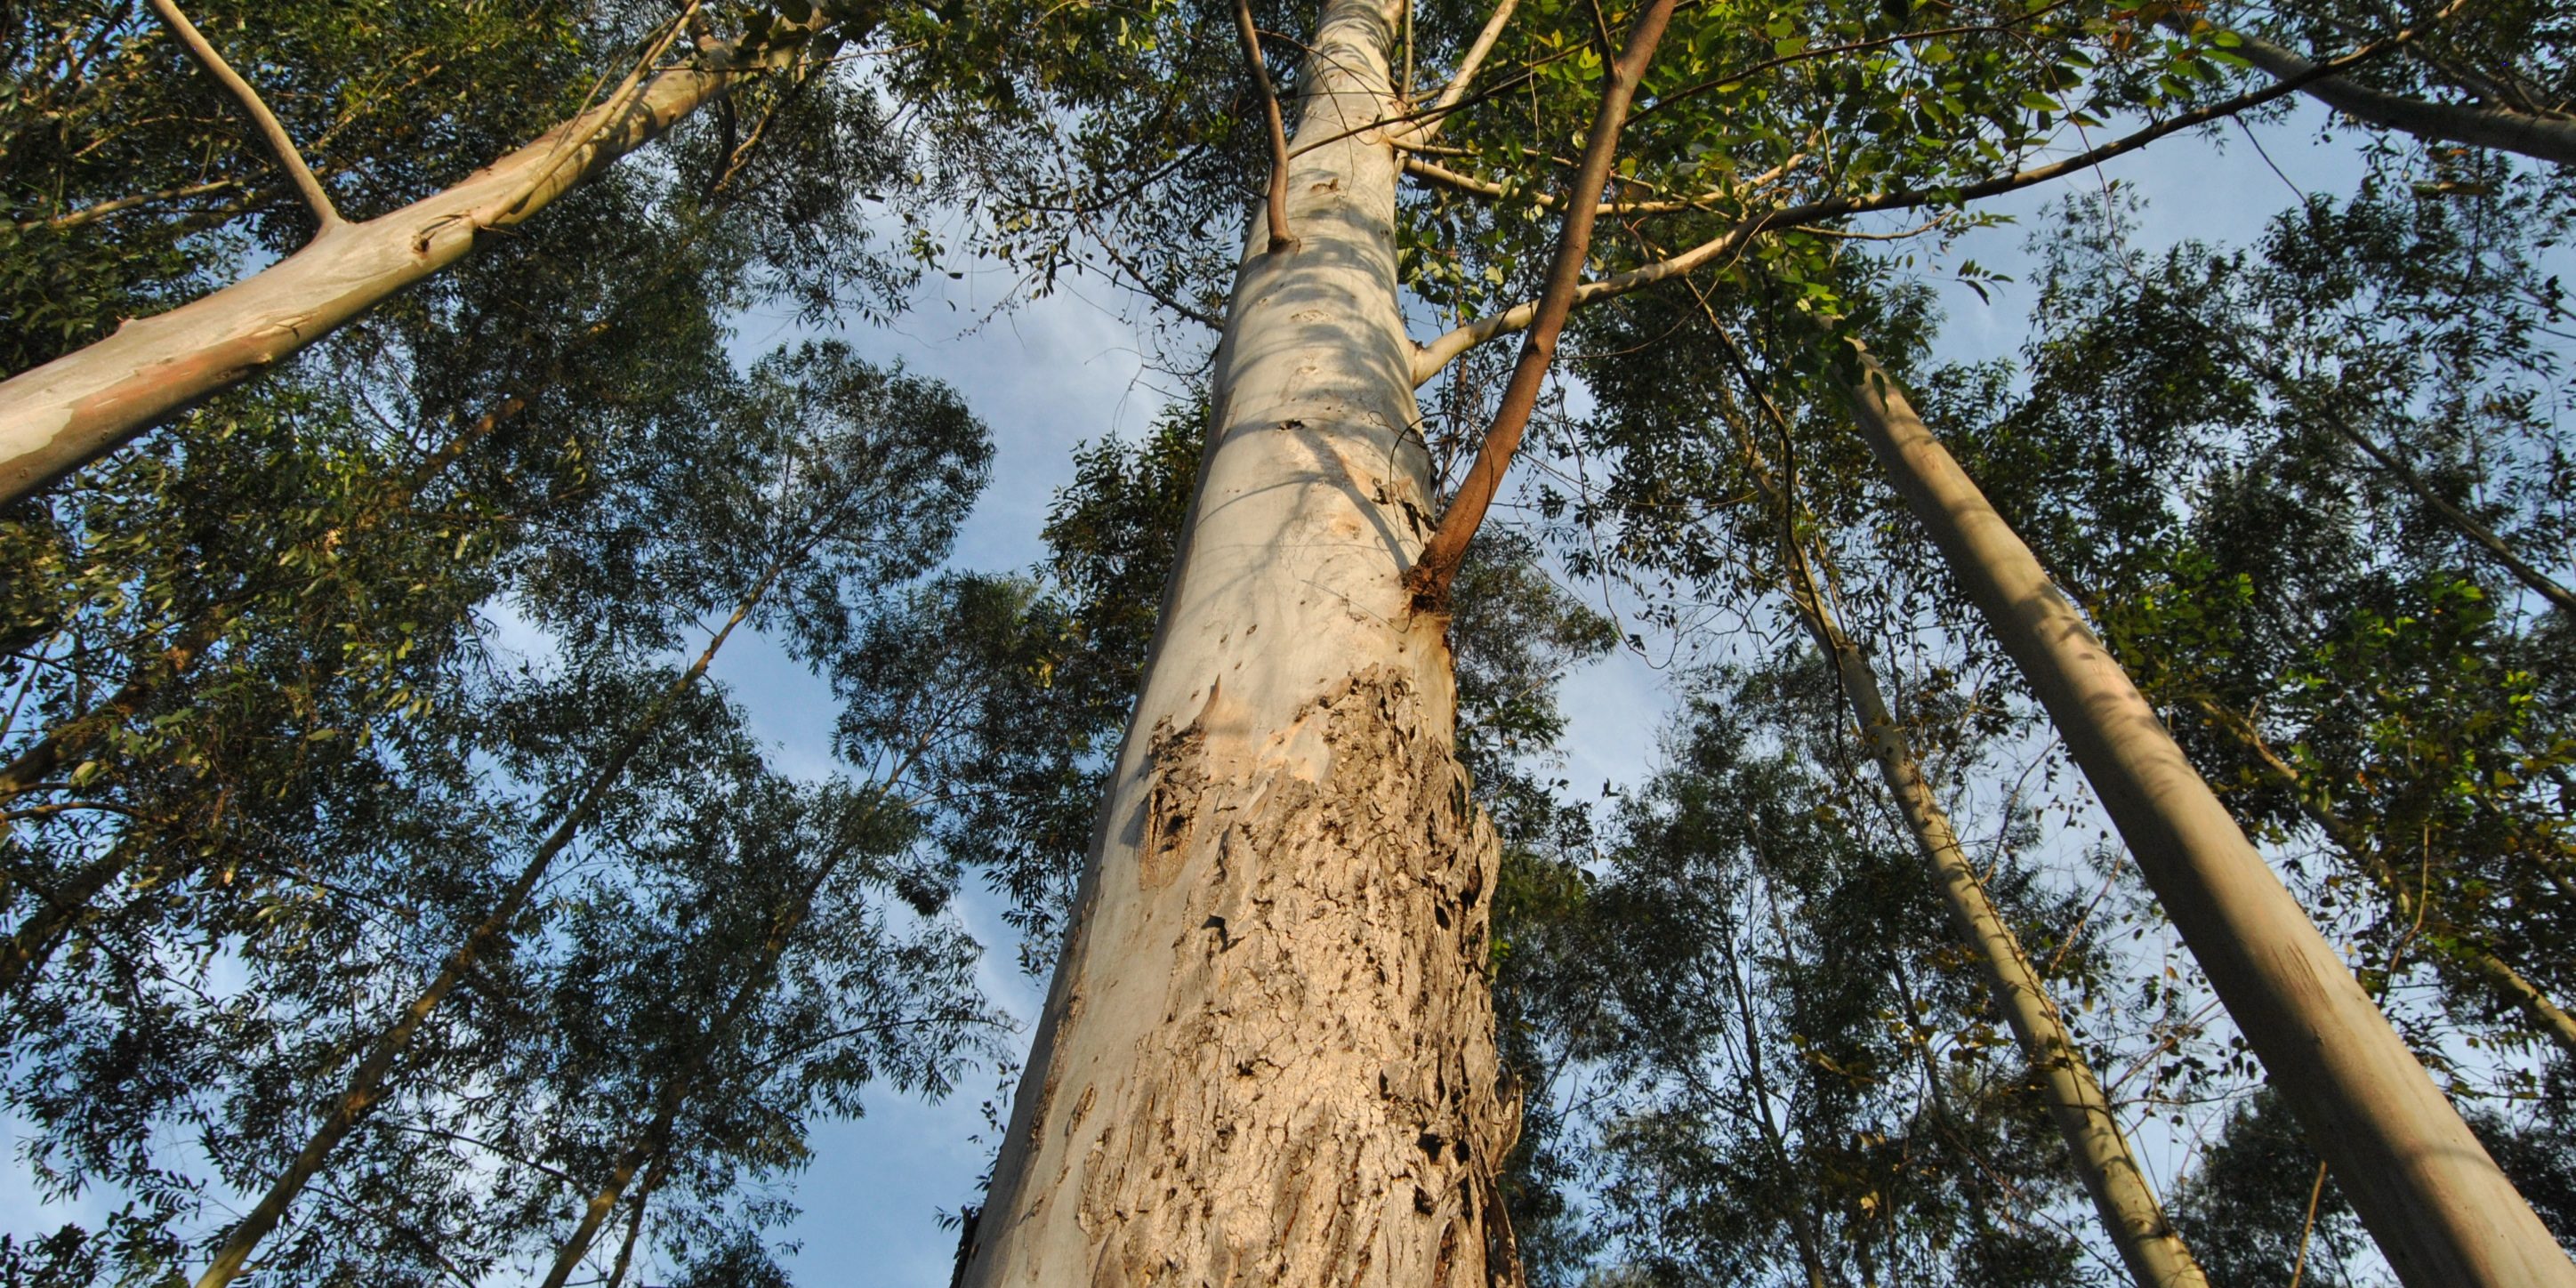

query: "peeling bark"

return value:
[955, 0, 1518, 1280]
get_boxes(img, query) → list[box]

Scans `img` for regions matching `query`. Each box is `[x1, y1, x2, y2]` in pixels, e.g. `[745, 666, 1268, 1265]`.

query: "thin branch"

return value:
[1235, 0, 1297, 252]
[144, 0, 339, 229]
[1407, 0, 1522, 145]
[25, 179, 243, 232]
[1631, 4, 2077, 126]
[1405, 0, 1682, 608]
[1410, 13, 2438, 385]
[1402, 151, 1801, 214]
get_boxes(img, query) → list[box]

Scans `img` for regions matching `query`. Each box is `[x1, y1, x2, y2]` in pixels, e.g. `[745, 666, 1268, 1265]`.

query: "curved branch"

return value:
[1410, 15, 2434, 385]
[2174, 13, 2576, 165]
[0, 43, 747, 507]
[145, 0, 340, 228]
[1403, 0, 1520, 146]
[1235, 0, 1297, 251]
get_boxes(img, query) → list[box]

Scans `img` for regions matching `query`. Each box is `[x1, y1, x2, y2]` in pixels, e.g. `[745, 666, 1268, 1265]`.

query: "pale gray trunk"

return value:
[2194, 696, 2576, 1062]
[0, 59, 737, 507]
[1723, 396, 2203, 1285]
[1776, 549, 2208, 1288]
[953, 2, 1517, 1282]
[1839, 350, 2576, 1288]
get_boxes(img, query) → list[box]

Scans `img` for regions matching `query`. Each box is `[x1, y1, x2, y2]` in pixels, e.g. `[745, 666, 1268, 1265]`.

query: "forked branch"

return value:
[1235, 0, 1298, 252]
[1404, 0, 1681, 608]
[145, 0, 340, 229]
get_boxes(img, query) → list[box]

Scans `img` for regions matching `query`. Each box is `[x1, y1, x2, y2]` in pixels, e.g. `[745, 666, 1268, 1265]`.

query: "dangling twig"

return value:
[144, 0, 341, 229]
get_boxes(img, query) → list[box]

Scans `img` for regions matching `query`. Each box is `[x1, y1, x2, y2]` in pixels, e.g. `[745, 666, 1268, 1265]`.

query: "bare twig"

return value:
[26, 179, 242, 232]
[145, 0, 339, 229]
[1405, 0, 1682, 608]
[1235, 0, 1297, 252]
[2289, 1160, 2331, 1287]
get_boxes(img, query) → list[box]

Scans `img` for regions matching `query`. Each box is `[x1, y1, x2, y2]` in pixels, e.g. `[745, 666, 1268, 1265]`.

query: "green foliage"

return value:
[1501, 668, 2105, 1287]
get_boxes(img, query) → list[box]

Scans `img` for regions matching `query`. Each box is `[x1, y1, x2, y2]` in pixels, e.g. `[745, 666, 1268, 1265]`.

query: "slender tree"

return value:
[1839, 346, 2572, 1284]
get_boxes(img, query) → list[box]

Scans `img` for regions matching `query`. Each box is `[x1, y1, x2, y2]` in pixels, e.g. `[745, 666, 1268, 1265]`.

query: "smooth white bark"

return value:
[0, 59, 734, 506]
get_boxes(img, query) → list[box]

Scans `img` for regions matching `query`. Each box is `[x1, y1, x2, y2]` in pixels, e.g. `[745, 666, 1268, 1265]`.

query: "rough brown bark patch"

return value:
[1058, 664, 1517, 1286]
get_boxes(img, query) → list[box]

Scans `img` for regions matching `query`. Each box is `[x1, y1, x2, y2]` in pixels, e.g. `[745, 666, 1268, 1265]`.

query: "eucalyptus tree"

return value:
[938, 0, 2576, 1276]
[0, 0, 924, 504]
[2002, 185, 2576, 1064]
[1, 326, 996, 1286]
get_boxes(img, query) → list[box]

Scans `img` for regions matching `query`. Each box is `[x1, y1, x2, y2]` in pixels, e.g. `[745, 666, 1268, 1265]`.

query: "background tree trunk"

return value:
[953, 1, 1518, 1282]
[1839, 348, 2576, 1288]
[1771, 531, 2209, 1288]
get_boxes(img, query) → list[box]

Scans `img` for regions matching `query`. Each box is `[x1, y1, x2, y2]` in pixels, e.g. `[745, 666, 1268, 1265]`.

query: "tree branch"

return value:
[1410, 14, 2435, 385]
[1402, 152, 1800, 214]
[144, 0, 340, 229]
[1235, 0, 1298, 252]
[2168, 10, 2573, 165]
[1405, 0, 1681, 608]
[1405, 0, 1521, 146]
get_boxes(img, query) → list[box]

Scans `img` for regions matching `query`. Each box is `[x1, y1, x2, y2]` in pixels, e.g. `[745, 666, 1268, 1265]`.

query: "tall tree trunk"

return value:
[1703, 357, 2206, 1283]
[1838, 348, 2576, 1288]
[1779, 552, 2208, 1288]
[0, 52, 739, 507]
[954, 2, 1517, 1281]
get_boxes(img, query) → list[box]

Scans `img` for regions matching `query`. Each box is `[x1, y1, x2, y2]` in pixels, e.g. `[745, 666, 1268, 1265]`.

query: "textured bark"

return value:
[0, 53, 737, 507]
[954, 1, 1517, 1281]
[1839, 349, 2576, 1288]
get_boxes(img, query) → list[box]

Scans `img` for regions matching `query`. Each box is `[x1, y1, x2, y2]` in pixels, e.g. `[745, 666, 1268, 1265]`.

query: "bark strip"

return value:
[1838, 344, 2575, 1288]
